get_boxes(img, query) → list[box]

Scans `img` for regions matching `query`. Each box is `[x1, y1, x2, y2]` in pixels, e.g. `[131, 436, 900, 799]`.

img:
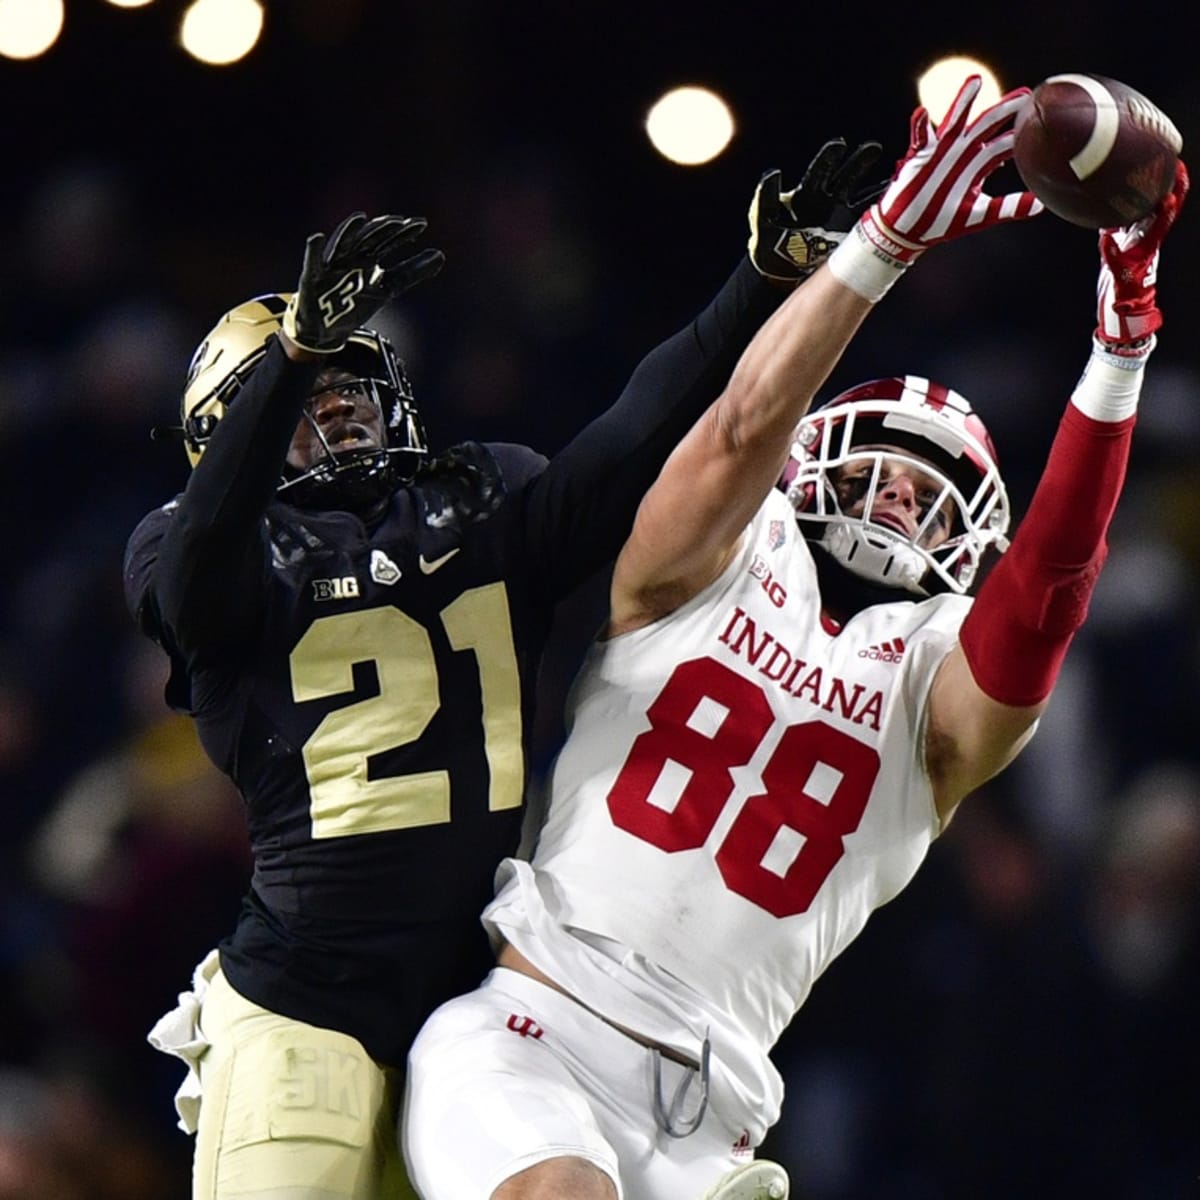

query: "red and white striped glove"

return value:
[829, 75, 1043, 301]
[1095, 159, 1189, 357]
[1074, 159, 1188, 421]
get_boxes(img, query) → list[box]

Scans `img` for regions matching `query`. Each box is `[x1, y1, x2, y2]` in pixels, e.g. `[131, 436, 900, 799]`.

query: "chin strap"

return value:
[822, 521, 928, 592]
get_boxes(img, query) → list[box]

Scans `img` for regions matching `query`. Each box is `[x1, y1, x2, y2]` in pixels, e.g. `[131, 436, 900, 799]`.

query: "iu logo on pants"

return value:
[506, 1013, 544, 1039]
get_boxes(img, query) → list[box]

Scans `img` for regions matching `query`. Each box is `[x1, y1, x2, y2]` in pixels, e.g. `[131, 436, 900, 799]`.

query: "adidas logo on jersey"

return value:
[858, 637, 905, 663]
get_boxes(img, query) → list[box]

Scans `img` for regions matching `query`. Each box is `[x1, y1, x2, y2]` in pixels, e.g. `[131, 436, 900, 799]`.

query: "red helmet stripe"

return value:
[921, 378, 951, 412]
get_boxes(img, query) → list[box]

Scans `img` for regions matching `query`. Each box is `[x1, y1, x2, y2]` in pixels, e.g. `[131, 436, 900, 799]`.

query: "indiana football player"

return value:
[403, 77, 1188, 1200]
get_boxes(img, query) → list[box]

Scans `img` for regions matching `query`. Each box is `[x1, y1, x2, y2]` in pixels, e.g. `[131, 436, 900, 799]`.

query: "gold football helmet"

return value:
[181, 293, 428, 507]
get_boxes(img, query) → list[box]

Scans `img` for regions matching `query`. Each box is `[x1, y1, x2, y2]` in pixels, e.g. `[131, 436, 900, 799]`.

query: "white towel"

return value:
[146, 947, 220, 1133]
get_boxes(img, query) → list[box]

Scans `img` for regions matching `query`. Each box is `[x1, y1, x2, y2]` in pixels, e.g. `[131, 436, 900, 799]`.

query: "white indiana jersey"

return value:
[484, 488, 972, 1141]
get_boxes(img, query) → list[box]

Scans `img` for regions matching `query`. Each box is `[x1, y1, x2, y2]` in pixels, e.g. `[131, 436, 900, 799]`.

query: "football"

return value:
[1013, 74, 1182, 229]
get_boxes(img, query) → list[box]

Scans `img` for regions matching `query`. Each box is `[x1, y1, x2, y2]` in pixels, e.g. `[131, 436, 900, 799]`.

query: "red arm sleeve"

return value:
[959, 403, 1134, 706]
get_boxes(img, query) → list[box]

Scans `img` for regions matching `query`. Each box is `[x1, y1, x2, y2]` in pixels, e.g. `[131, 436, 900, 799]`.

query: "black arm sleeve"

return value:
[153, 336, 321, 655]
[522, 256, 786, 598]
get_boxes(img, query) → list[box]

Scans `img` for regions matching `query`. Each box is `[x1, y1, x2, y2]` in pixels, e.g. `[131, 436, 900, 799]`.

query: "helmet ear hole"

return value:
[782, 376, 1011, 596]
[191, 414, 219, 439]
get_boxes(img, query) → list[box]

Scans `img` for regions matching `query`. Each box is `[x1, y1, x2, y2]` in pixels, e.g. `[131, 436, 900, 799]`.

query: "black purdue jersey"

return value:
[124, 257, 783, 1066]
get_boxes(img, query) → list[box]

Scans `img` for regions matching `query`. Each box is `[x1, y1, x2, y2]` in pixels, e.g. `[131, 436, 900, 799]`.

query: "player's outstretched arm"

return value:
[611, 78, 1044, 634]
[609, 265, 872, 631]
[521, 139, 887, 597]
[926, 161, 1189, 822]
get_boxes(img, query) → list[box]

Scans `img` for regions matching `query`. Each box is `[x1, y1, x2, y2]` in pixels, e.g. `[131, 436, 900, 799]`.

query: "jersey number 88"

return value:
[606, 657, 881, 917]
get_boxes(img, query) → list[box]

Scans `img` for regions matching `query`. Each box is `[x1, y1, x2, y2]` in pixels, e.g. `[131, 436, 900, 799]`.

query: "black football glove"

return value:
[748, 139, 886, 283]
[282, 212, 446, 354]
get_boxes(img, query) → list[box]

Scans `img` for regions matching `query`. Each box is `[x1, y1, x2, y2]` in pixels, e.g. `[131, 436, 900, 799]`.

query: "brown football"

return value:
[1013, 74, 1182, 229]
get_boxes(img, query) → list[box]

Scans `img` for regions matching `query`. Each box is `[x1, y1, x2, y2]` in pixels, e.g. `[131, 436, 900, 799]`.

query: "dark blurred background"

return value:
[1, 2, 1198, 1196]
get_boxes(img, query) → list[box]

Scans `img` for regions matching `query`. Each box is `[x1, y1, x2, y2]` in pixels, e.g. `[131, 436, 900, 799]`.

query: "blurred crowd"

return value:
[1, 133, 1198, 1199]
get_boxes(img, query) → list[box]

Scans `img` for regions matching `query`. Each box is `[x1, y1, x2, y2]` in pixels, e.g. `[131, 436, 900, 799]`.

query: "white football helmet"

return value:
[781, 375, 1010, 595]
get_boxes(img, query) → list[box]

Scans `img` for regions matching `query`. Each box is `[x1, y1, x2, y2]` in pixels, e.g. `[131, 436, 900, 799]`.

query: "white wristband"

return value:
[827, 220, 914, 303]
[1070, 337, 1154, 422]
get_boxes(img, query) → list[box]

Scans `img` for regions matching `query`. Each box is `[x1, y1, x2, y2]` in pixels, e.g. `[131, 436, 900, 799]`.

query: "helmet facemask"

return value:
[782, 377, 1011, 596]
[277, 336, 427, 512]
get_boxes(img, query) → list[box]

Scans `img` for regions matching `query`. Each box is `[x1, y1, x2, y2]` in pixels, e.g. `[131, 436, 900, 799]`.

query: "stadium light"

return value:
[179, 0, 263, 65]
[0, 0, 63, 60]
[917, 55, 1002, 125]
[645, 85, 736, 166]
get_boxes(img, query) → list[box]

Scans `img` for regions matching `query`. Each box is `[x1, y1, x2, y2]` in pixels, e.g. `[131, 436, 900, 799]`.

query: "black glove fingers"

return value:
[323, 212, 368, 264]
[298, 232, 326, 283]
[828, 141, 885, 207]
[356, 215, 427, 258]
[351, 215, 393, 256]
[384, 247, 446, 296]
[797, 139, 849, 197]
[366, 223, 432, 269]
[782, 140, 853, 224]
[756, 169, 784, 214]
[848, 175, 889, 211]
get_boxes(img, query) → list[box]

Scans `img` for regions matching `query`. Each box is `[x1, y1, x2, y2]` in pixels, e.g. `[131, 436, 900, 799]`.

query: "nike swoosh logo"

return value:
[418, 548, 461, 575]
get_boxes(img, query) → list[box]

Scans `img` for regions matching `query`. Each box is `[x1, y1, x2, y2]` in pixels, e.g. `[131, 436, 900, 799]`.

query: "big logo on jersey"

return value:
[605, 656, 881, 918]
